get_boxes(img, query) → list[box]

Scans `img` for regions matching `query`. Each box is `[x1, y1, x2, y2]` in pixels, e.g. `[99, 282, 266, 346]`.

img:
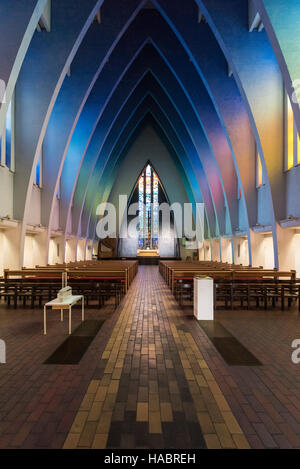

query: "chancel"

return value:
[0, 0, 299, 452]
[119, 161, 179, 263]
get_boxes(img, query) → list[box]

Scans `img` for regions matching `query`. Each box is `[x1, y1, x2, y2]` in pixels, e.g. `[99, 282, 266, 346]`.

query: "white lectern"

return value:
[194, 276, 214, 320]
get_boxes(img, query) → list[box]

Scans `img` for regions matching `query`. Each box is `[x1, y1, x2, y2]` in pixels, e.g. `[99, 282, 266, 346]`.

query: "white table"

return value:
[44, 295, 84, 335]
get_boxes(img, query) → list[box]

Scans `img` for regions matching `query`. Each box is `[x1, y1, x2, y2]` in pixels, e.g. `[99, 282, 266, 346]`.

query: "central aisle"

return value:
[64, 266, 249, 449]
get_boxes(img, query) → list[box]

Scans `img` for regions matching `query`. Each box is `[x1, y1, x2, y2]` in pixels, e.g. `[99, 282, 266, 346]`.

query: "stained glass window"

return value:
[138, 172, 144, 247]
[153, 171, 159, 246]
[36, 155, 41, 186]
[285, 92, 300, 170]
[56, 180, 60, 199]
[138, 164, 159, 249]
[256, 151, 263, 188]
[287, 95, 294, 170]
[5, 100, 12, 168]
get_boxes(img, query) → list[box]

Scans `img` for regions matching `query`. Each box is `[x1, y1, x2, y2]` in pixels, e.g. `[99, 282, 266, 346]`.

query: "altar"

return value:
[137, 248, 160, 264]
[137, 248, 160, 258]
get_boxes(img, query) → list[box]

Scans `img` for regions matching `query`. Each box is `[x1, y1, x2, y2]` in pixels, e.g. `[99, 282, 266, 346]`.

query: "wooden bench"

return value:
[159, 260, 299, 311]
[2, 260, 138, 309]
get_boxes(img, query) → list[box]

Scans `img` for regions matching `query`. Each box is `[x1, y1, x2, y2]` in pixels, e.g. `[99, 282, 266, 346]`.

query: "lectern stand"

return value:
[193, 276, 214, 320]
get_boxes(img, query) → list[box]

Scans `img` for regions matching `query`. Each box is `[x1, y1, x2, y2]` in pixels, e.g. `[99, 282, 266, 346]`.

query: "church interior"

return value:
[0, 0, 299, 451]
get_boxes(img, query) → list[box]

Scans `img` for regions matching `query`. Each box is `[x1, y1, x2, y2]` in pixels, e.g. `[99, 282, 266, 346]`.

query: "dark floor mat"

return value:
[199, 320, 262, 366]
[199, 320, 232, 338]
[72, 319, 104, 337]
[44, 320, 104, 365]
[211, 337, 262, 366]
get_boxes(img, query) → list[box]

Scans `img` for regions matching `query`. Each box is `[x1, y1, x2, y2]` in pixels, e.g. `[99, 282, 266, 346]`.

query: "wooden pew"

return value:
[3, 259, 138, 309]
[159, 260, 299, 311]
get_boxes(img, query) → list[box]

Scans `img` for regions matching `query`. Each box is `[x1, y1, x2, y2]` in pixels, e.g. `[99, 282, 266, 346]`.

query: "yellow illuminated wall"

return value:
[286, 94, 300, 169]
[257, 152, 263, 187]
[287, 96, 294, 170]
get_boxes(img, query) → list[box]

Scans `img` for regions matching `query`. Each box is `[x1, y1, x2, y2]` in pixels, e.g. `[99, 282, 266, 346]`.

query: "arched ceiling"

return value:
[0, 0, 298, 267]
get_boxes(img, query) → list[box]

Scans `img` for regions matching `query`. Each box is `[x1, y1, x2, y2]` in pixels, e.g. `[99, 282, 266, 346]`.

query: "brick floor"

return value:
[0, 266, 299, 449]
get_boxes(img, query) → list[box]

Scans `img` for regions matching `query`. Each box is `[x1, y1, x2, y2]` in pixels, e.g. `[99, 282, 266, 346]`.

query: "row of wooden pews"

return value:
[159, 260, 300, 311]
[0, 260, 138, 309]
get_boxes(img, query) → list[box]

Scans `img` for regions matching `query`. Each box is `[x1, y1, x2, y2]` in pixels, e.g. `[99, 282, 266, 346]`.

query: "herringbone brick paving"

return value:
[0, 266, 299, 448]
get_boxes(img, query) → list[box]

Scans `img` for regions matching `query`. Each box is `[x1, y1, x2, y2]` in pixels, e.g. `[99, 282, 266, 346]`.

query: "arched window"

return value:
[285, 91, 300, 170]
[138, 163, 159, 249]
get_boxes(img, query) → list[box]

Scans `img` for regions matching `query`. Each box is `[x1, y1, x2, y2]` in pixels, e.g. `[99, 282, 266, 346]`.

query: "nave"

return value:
[0, 266, 299, 449]
[2, 0, 300, 453]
